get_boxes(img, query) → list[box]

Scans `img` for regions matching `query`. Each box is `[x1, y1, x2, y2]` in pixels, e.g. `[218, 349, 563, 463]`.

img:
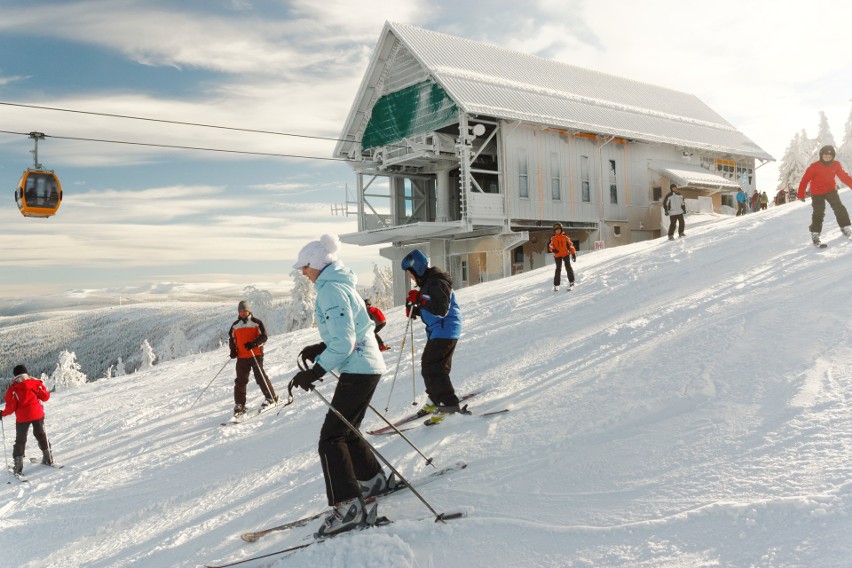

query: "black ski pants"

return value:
[668, 214, 685, 238]
[13, 418, 49, 458]
[373, 321, 386, 349]
[318, 373, 383, 506]
[421, 338, 460, 407]
[810, 190, 851, 234]
[553, 256, 575, 287]
[234, 356, 276, 406]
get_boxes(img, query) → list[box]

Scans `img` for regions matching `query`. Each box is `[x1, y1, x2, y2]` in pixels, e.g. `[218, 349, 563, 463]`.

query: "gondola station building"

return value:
[333, 22, 773, 304]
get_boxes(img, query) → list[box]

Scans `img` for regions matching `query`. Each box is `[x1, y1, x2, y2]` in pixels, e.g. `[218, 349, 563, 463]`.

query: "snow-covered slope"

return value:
[2, 198, 852, 567]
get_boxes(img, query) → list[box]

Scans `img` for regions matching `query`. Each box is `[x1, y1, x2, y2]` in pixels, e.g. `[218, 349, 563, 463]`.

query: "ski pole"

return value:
[0, 418, 8, 472]
[301, 381, 448, 522]
[318, 364, 434, 468]
[189, 357, 233, 409]
[384, 309, 415, 411]
[410, 315, 417, 406]
[250, 352, 278, 404]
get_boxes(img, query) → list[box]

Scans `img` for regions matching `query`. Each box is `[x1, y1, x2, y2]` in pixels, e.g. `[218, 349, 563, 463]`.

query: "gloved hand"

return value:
[244, 341, 256, 350]
[405, 290, 423, 318]
[572, 254, 577, 262]
[230, 350, 238, 359]
[299, 342, 326, 367]
[664, 211, 669, 216]
[293, 364, 325, 391]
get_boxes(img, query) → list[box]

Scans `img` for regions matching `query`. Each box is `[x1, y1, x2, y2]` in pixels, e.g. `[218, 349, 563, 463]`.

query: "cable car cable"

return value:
[0, 101, 350, 142]
[0, 129, 349, 162]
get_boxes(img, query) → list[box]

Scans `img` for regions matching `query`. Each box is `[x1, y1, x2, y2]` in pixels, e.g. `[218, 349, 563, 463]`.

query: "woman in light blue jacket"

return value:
[291, 234, 390, 537]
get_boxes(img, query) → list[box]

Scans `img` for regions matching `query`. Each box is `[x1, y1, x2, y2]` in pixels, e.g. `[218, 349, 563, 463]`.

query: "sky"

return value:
[2, 0, 852, 300]
[2, 198, 852, 566]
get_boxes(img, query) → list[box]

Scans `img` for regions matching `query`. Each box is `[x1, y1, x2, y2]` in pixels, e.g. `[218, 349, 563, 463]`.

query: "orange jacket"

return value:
[548, 233, 576, 258]
[229, 315, 267, 359]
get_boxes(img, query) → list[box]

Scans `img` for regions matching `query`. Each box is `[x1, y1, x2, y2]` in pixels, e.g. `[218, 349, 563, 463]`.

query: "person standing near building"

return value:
[229, 300, 277, 417]
[1, 365, 53, 476]
[401, 249, 462, 424]
[797, 145, 852, 247]
[663, 184, 686, 240]
[548, 223, 576, 291]
[760, 191, 769, 210]
[291, 233, 391, 537]
[736, 188, 748, 216]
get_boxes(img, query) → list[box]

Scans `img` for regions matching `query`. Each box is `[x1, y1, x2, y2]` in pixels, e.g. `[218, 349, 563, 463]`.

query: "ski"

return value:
[418, 407, 510, 429]
[209, 512, 464, 567]
[6, 468, 28, 483]
[367, 391, 486, 435]
[240, 461, 467, 542]
[221, 400, 287, 426]
[28, 458, 64, 469]
[813, 241, 828, 249]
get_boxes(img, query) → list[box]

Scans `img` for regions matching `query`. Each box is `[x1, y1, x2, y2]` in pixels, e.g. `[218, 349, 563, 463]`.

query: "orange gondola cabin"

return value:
[16, 169, 62, 218]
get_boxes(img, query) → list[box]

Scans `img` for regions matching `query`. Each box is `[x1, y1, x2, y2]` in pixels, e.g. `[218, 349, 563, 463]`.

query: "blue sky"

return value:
[2, 0, 851, 300]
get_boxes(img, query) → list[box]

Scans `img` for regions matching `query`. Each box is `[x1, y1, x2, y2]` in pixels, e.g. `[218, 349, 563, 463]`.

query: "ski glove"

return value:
[405, 290, 423, 319]
[244, 341, 257, 350]
[572, 254, 577, 262]
[293, 364, 325, 391]
[299, 342, 326, 367]
[230, 350, 238, 359]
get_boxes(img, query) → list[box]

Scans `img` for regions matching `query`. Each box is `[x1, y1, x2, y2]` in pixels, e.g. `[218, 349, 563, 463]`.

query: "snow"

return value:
[3, 197, 852, 567]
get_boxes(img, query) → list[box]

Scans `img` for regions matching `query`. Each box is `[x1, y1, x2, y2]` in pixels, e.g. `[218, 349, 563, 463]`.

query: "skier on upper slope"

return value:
[228, 300, 277, 417]
[797, 145, 852, 247]
[548, 222, 576, 290]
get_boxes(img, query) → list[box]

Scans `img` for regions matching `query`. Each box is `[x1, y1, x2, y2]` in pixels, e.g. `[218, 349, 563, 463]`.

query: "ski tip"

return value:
[241, 533, 260, 543]
[435, 511, 466, 522]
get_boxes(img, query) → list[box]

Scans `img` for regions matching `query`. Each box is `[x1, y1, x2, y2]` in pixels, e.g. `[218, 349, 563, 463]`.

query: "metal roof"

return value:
[648, 160, 743, 191]
[335, 22, 773, 162]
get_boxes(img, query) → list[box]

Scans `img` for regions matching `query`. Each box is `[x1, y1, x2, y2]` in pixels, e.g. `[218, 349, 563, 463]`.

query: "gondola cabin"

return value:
[16, 169, 62, 218]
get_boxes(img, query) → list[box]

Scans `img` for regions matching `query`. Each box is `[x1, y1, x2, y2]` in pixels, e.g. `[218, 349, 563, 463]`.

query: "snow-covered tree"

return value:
[243, 285, 274, 329]
[139, 339, 156, 371]
[48, 350, 88, 390]
[369, 263, 394, 309]
[777, 130, 812, 193]
[157, 325, 193, 362]
[837, 105, 852, 185]
[810, 111, 837, 162]
[114, 357, 127, 377]
[100, 365, 114, 380]
[285, 270, 316, 332]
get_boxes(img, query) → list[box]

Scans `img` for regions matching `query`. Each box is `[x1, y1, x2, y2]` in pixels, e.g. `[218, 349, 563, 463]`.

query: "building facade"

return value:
[333, 22, 773, 304]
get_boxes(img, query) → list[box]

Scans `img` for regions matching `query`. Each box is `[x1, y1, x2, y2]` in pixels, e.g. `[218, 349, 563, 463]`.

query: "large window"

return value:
[580, 155, 590, 202]
[518, 148, 529, 198]
[551, 152, 561, 200]
[609, 159, 618, 204]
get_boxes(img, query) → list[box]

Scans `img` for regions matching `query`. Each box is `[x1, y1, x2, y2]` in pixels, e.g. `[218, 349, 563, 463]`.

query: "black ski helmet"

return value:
[553, 222, 563, 231]
[819, 145, 836, 161]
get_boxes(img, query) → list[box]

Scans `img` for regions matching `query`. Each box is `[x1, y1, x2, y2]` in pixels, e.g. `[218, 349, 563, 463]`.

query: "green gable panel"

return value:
[362, 80, 458, 150]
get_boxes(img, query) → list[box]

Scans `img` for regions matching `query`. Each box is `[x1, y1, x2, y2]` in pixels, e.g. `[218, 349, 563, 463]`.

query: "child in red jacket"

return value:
[2, 364, 53, 475]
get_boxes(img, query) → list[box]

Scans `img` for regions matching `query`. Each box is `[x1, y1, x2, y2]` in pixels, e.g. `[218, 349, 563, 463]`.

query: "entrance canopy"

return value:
[340, 221, 464, 246]
[648, 160, 742, 191]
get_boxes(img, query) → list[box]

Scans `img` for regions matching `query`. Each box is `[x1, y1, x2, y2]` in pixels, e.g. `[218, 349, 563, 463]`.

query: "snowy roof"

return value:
[648, 160, 743, 191]
[335, 22, 773, 162]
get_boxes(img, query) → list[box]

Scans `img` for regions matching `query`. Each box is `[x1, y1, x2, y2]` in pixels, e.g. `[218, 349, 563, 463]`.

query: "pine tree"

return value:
[243, 285, 276, 332]
[811, 111, 837, 162]
[370, 263, 394, 309]
[284, 270, 316, 332]
[48, 350, 88, 390]
[139, 339, 156, 371]
[838, 105, 852, 186]
[114, 357, 127, 377]
[776, 131, 801, 192]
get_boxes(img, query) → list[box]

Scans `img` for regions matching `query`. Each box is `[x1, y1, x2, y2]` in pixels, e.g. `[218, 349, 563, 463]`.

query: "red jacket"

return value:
[548, 233, 576, 259]
[798, 160, 852, 198]
[229, 315, 267, 359]
[2, 376, 49, 423]
[367, 305, 386, 325]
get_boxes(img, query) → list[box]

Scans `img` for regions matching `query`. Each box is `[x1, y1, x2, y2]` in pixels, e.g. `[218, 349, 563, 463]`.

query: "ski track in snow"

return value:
[3, 197, 852, 566]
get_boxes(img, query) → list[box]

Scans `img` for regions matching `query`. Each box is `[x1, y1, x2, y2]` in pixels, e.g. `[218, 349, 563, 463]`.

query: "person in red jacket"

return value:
[364, 299, 390, 351]
[228, 300, 277, 417]
[1, 365, 53, 475]
[797, 145, 852, 246]
[548, 223, 577, 291]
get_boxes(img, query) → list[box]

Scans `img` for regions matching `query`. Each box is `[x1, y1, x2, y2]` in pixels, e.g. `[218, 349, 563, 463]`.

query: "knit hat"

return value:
[13, 364, 27, 378]
[293, 234, 341, 270]
[238, 300, 250, 312]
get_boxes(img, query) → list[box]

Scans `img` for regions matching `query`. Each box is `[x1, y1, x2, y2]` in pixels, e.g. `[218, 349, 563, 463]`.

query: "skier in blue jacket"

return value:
[291, 233, 391, 537]
[402, 249, 463, 424]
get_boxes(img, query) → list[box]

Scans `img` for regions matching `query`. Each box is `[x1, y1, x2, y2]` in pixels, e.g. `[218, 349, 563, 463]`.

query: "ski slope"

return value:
[2, 197, 852, 567]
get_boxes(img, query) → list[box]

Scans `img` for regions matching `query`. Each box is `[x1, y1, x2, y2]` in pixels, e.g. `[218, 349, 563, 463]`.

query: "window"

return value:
[652, 186, 662, 201]
[518, 149, 529, 198]
[580, 155, 590, 202]
[461, 259, 468, 283]
[550, 152, 561, 200]
[609, 160, 618, 204]
[513, 246, 524, 264]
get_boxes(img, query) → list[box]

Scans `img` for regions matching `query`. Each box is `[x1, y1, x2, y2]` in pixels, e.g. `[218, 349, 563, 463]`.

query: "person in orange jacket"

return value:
[228, 300, 277, 417]
[797, 145, 852, 247]
[1, 364, 53, 475]
[548, 223, 576, 291]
